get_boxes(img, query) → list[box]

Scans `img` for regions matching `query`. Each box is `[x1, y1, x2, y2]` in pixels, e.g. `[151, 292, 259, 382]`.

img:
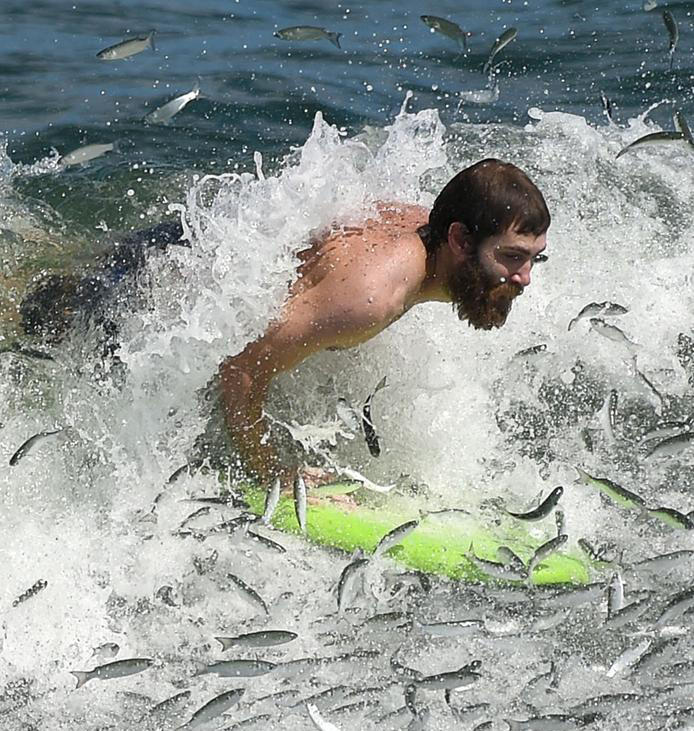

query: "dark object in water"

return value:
[19, 220, 188, 343]
[12, 579, 48, 607]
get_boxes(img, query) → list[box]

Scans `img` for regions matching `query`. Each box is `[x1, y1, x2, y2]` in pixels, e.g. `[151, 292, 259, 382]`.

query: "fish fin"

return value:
[70, 670, 90, 689]
[327, 32, 342, 49]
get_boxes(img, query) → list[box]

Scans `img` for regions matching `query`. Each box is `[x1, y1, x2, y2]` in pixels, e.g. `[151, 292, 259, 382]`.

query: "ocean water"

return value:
[2, 1, 694, 729]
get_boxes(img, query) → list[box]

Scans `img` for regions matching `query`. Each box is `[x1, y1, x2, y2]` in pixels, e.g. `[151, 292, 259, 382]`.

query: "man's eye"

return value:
[533, 254, 548, 264]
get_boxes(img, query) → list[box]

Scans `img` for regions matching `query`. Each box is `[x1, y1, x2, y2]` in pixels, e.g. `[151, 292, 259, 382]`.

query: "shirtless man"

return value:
[220, 158, 550, 490]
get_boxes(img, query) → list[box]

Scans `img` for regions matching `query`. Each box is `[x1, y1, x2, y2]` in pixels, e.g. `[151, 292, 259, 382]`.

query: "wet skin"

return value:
[219, 202, 547, 490]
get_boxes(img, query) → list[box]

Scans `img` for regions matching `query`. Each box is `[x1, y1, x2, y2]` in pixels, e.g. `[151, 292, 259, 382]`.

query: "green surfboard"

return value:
[240, 482, 590, 586]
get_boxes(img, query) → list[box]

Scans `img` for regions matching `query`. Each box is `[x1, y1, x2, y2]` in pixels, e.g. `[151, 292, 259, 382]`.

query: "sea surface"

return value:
[2, 1, 694, 729]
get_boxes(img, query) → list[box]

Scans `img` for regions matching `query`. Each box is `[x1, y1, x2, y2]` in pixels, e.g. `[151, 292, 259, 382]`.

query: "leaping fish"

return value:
[662, 10, 678, 71]
[420, 15, 472, 51]
[567, 301, 628, 331]
[574, 466, 646, 511]
[673, 110, 694, 148]
[97, 31, 155, 61]
[9, 428, 63, 466]
[293, 472, 308, 534]
[362, 376, 387, 457]
[505, 486, 563, 521]
[145, 80, 201, 125]
[600, 91, 615, 125]
[273, 26, 342, 49]
[483, 27, 517, 76]
[616, 130, 684, 159]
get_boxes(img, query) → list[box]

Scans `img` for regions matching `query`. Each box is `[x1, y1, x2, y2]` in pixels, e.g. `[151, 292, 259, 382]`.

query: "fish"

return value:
[643, 0, 657, 9]
[577, 538, 600, 562]
[215, 630, 297, 650]
[662, 10, 678, 71]
[178, 506, 211, 529]
[337, 557, 369, 614]
[97, 31, 155, 61]
[630, 636, 682, 676]
[467, 550, 529, 581]
[60, 142, 116, 167]
[70, 658, 153, 689]
[416, 660, 482, 691]
[555, 509, 566, 538]
[177, 688, 245, 730]
[633, 549, 694, 573]
[145, 81, 201, 125]
[567, 301, 628, 331]
[603, 595, 652, 628]
[373, 519, 419, 557]
[606, 572, 625, 618]
[273, 26, 342, 49]
[198, 659, 277, 678]
[514, 343, 548, 359]
[645, 430, 694, 459]
[306, 702, 342, 731]
[413, 618, 485, 637]
[420, 15, 471, 51]
[589, 318, 637, 348]
[506, 714, 600, 730]
[616, 130, 684, 158]
[542, 582, 605, 609]
[600, 92, 614, 124]
[631, 356, 664, 410]
[245, 528, 286, 553]
[506, 486, 563, 521]
[226, 573, 269, 615]
[598, 389, 618, 443]
[496, 546, 526, 573]
[674, 111, 694, 147]
[528, 534, 568, 576]
[458, 81, 500, 106]
[261, 476, 281, 525]
[606, 637, 652, 677]
[167, 459, 204, 484]
[646, 506, 694, 530]
[9, 429, 62, 466]
[574, 466, 646, 511]
[293, 472, 307, 534]
[483, 27, 517, 76]
[336, 466, 395, 493]
[362, 376, 387, 457]
[655, 585, 694, 627]
[336, 398, 361, 432]
[147, 689, 191, 719]
[11, 579, 48, 607]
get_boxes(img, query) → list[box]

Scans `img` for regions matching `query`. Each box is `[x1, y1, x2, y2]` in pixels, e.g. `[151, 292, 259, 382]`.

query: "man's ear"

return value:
[447, 222, 473, 259]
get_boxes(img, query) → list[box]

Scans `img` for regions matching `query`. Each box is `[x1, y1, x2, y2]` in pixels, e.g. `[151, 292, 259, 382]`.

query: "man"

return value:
[220, 158, 550, 491]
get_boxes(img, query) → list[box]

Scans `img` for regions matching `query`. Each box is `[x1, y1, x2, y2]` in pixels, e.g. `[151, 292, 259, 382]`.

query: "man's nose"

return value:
[510, 262, 532, 287]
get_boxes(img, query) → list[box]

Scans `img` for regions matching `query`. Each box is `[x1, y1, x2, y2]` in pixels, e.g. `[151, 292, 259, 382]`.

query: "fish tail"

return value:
[214, 636, 231, 651]
[149, 30, 157, 52]
[328, 32, 342, 49]
[70, 670, 90, 689]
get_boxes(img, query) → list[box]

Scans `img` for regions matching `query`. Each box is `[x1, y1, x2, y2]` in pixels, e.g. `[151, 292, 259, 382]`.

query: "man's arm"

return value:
[219, 272, 407, 487]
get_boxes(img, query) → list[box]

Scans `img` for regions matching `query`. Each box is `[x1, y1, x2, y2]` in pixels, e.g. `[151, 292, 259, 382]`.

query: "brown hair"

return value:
[420, 158, 550, 254]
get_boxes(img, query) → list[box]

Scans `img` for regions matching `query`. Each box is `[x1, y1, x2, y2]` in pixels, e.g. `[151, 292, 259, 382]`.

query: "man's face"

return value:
[450, 227, 548, 330]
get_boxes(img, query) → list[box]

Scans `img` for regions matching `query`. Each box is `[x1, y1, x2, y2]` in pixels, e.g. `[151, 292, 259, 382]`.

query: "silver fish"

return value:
[674, 111, 694, 147]
[293, 473, 307, 534]
[420, 15, 471, 51]
[197, 659, 276, 678]
[662, 10, 678, 71]
[178, 688, 245, 730]
[528, 534, 568, 576]
[148, 689, 191, 719]
[336, 398, 361, 432]
[567, 301, 628, 330]
[616, 130, 684, 159]
[599, 389, 618, 442]
[306, 702, 342, 731]
[601, 91, 614, 124]
[414, 618, 485, 637]
[362, 376, 387, 457]
[226, 573, 269, 615]
[145, 80, 200, 125]
[574, 466, 646, 511]
[261, 476, 281, 525]
[245, 528, 286, 553]
[514, 343, 548, 359]
[606, 637, 652, 677]
[467, 551, 528, 581]
[506, 714, 599, 730]
[273, 26, 342, 49]
[215, 630, 297, 650]
[97, 32, 155, 61]
[589, 318, 637, 348]
[483, 27, 517, 75]
[655, 585, 694, 627]
[603, 595, 652, 628]
[374, 519, 419, 557]
[9, 429, 62, 465]
[506, 486, 563, 521]
[646, 506, 694, 530]
[416, 660, 482, 691]
[633, 549, 694, 573]
[11, 579, 48, 607]
[70, 658, 153, 689]
[337, 557, 369, 614]
[60, 143, 116, 167]
[337, 466, 395, 493]
[645, 430, 694, 459]
[606, 572, 625, 618]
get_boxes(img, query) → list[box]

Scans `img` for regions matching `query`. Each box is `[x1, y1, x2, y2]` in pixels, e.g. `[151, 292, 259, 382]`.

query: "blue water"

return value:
[2, 2, 694, 730]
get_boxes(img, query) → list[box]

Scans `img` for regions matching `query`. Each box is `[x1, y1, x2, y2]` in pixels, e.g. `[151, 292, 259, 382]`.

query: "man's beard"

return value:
[449, 255, 523, 330]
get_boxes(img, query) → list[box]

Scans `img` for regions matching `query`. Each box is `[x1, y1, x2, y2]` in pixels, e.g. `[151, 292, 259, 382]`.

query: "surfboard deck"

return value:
[240, 482, 590, 586]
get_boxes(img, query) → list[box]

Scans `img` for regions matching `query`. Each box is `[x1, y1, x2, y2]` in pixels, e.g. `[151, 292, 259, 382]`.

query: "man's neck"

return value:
[409, 245, 453, 307]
